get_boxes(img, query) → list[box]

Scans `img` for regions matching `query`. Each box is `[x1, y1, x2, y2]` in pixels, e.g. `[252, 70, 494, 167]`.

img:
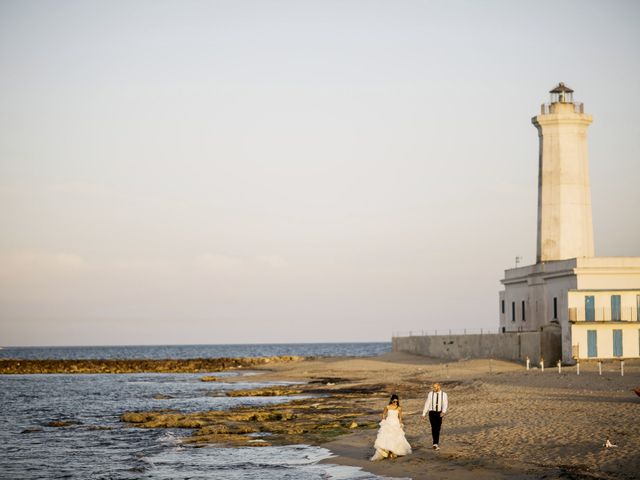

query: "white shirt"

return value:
[422, 390, 448, 416]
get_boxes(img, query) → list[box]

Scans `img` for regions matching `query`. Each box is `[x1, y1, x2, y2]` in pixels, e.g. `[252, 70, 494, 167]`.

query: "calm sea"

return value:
[0, 343, 397, 479]
[0, 342, 390, 360]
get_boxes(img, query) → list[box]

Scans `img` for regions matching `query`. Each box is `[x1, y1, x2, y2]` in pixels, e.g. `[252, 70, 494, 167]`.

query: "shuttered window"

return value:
[585, 296, 595, 321]
[587, 330, 597, 358]
[611, 295, 621, 321]
[613, 330, 623, 357]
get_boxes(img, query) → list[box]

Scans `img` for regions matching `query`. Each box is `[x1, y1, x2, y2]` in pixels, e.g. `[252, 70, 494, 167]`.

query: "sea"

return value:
[0, 343, 396, 480]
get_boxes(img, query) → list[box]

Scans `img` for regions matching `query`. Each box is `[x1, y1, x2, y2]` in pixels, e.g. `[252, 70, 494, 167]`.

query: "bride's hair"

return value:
[388, 394, 400, 406]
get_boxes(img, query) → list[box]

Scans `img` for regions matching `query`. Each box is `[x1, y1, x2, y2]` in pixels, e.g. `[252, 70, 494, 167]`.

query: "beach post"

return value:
[526, 356, 530, 370]
[576, 360, 580, 375]
[540, 357, 544, 372]
[557, 360, 562, 374]
[598, 361, 602, 376]
[621, 360, 624, 377]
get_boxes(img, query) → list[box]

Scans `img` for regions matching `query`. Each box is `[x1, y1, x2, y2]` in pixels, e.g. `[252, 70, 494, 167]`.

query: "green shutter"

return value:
[585, 296, 595, 321]
[587, 330, 597, 358]
[613, 330, 623, 357]
[611, 295, 621, 321]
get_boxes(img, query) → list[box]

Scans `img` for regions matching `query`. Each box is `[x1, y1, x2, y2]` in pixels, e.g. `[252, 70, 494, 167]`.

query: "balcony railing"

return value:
[540, 102, 584, 114]
[569, 307, 639, 322]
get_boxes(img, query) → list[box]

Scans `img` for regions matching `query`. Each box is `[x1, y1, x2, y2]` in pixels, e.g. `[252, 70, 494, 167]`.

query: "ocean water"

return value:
[0, 342, 391, 360]
[1, 343, 396, 479]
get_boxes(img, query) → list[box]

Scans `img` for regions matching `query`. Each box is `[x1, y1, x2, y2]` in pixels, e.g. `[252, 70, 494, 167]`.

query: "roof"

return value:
[549, 82, 574, 93]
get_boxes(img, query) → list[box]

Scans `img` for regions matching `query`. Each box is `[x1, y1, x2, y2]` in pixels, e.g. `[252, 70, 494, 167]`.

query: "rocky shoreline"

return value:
[0, 356, 305, 374]
[122, 380, 385, 446]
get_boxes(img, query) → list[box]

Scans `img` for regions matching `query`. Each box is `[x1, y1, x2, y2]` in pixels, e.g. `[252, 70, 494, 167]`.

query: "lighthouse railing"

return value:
[541, 102, 584, 114]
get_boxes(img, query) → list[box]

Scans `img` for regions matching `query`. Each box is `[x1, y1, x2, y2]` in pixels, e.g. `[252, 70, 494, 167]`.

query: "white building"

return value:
[499, 83, 640, 363]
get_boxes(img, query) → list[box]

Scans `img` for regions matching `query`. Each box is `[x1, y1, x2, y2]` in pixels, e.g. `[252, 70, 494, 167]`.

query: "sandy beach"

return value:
[238, 352, 640, 480]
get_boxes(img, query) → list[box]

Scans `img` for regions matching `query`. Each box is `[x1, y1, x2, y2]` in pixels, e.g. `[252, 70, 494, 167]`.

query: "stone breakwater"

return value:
[0, 356, 305, 374]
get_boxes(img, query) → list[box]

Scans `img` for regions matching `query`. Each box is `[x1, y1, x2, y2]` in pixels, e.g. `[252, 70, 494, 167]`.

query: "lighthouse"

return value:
[532, 82, 594, 262]
[499, 83, 640, 364]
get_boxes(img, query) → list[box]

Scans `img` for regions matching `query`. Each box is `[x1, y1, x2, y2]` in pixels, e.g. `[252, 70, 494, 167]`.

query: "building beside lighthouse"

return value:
[499, 83, 640, 363]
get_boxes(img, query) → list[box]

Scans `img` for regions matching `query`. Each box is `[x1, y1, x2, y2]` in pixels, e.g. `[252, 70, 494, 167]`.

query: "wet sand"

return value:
[246, 352, 640, 480]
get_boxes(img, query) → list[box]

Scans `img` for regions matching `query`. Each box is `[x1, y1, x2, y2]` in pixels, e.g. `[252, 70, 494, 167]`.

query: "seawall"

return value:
[392, 328, 561, 365]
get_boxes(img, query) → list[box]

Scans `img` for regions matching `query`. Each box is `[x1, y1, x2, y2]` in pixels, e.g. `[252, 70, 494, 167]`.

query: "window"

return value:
[511, 302, 515, 322]
[501, 300, 505, 314]
[611, 295, 621, 321]
[521, 301, 526, 321]
[585, 296, 595, 321]
[553, 297, 558, 319]
[587, 330, 597, 358]
[613, 330, 623, 357]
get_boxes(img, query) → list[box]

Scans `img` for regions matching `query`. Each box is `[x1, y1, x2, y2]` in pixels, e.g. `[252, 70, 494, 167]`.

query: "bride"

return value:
[370, 394, 412, 460]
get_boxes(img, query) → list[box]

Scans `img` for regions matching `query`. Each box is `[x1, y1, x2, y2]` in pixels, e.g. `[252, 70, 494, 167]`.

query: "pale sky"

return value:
[1, 0, 639, 346]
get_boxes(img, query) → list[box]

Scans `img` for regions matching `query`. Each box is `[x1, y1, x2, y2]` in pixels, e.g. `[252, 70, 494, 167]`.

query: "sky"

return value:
[1, 0, 639, 346]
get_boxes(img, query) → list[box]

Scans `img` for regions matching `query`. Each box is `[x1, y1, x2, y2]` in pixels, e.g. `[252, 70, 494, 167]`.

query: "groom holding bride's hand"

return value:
[421, 382, 448, 451]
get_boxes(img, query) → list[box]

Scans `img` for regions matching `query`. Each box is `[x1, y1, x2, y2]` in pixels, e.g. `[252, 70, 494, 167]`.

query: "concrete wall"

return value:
[393, 330, 562, 365]
[519, 331, 541, 363]
[576, 257, 640, 290]
[540, 325, 563, 364]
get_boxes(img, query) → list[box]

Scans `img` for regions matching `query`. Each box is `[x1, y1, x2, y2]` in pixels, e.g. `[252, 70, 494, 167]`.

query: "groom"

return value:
[421, 382, 448, 450]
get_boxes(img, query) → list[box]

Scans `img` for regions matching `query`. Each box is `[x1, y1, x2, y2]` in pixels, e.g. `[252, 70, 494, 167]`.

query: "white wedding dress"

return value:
[370, 408, 412, 460]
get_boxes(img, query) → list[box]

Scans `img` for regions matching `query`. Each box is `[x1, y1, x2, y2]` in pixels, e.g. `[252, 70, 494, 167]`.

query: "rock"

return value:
[119, 372, 389, 447]
[153, 394, 173, 399]
[226, 387, 303, 397]
[0, 356, 306, 375]
[121, 412, 154, 423]
[200, 376, 218, 382]
[47, 420, 76, 427]
[21, 427, 43, 434]
[121, 385, 376, 447]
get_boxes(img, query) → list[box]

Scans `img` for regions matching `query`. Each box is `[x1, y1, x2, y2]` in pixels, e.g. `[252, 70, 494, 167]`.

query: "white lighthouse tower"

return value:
[533, 82, 594, 262]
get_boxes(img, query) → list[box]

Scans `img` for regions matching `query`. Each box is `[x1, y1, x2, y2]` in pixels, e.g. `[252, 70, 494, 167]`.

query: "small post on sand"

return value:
[540, 357, 544, 373]
[598, 361, 602, 376]
[576, 360, 580, 376]
[621, 360, 624, 377]
[557, 360, 562, 374]
[526, 356, 530, 371]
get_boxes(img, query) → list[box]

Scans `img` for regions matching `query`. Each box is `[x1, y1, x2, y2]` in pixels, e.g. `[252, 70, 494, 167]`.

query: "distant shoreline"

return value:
[0, 356, 306, 374]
